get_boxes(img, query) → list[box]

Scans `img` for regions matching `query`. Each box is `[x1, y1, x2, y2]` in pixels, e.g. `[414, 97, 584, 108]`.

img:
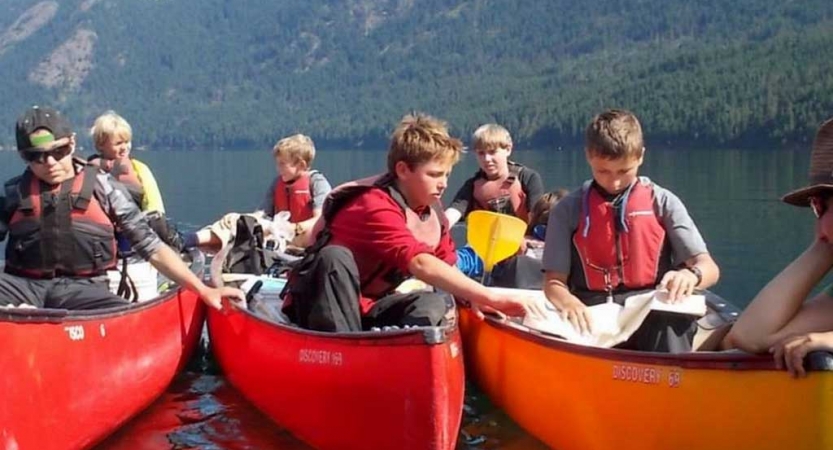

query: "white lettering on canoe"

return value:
[611, 364, 662, 385]
[299, 348, 344, 366]
[667, 369, 682, 388]
[99, 324, 106, 337]
[64, 325, 85, 341]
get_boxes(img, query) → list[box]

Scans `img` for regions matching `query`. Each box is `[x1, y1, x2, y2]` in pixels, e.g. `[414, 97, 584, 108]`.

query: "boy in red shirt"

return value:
[285, 113, 546, 332]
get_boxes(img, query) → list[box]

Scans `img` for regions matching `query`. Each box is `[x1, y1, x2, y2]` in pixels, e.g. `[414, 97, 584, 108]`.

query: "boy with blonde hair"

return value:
[258, 133, 331, 241]
[542, 109, 720, 352]
[283, 113, 546, 332]
[89, 110, 179, 301]
[90, 111, 165, 214]
[184, 133, 331, 250]
[445, 123, 544, 228]
[445, 123, 545, 289]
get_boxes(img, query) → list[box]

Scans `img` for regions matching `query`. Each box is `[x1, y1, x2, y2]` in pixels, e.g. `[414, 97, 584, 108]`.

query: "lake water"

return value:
[0, 146, 817, 449]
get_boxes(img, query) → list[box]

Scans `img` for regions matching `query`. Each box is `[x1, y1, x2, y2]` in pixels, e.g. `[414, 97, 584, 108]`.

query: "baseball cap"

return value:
[15, 106, 74, 152]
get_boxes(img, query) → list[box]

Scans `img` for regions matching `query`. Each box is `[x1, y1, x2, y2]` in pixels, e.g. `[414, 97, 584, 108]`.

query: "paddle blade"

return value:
[466, 211, 527, 272]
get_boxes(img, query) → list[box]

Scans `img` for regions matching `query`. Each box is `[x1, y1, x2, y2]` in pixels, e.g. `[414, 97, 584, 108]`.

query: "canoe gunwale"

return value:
[223, 300, 458, 345]
[466, 295, 833, 371]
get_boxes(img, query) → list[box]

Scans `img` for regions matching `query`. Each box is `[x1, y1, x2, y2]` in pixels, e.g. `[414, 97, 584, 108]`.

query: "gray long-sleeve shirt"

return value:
[0, 162, 163, 261]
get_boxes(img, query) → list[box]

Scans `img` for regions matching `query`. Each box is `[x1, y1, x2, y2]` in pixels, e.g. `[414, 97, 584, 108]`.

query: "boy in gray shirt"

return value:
[542, 109, 720, 353]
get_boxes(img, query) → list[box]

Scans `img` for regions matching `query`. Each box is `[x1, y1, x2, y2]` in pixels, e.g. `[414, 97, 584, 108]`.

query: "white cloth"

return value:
[490, 288, 707, 348]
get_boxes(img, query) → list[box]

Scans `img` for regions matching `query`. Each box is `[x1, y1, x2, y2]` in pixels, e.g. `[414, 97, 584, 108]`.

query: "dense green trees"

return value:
[0, 0, 831, 149]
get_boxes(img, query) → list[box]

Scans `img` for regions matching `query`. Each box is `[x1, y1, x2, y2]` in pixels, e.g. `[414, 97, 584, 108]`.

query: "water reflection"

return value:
[99, 372, 548, 449]
[98, 372, 309, 450]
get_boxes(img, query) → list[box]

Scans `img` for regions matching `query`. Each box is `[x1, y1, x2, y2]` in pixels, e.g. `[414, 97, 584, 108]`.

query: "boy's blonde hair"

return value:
[387, 113, 463, 172]
[90, 110, 132, 150]
[585, 109, 645, 160]
[272, 134, 316, 166]
[471, 123, 513, 151]
[529, 189, 569, 228]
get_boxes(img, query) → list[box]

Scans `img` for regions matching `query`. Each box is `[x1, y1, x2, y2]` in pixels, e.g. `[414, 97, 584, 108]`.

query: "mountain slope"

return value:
[0, 0, 831, 149]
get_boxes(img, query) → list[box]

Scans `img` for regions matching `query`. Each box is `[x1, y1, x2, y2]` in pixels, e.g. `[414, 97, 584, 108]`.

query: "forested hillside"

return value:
[0, 0, 831, 149]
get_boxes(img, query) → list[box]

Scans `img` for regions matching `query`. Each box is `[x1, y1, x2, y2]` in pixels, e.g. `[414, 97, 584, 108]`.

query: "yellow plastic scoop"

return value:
[466, 210, 527, 274]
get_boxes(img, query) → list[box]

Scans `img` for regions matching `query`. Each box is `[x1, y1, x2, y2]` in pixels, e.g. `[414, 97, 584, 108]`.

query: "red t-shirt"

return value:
[328, 187, 456, 309]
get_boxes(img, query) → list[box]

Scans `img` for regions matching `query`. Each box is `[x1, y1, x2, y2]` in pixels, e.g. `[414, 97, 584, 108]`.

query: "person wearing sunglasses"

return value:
[726, 117, 833, 376]
[0, 106, 244, 311]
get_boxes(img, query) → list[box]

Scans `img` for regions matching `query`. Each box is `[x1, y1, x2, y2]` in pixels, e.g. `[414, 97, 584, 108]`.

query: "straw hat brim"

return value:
[782, 184, 833, 207]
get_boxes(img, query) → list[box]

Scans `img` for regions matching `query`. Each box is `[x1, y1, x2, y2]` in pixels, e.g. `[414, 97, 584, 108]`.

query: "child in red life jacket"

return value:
[258, 134, 332, 245]
[541, 109, 720, 353]
[183, 134, 331, 251]
[282, 113, 548, 332]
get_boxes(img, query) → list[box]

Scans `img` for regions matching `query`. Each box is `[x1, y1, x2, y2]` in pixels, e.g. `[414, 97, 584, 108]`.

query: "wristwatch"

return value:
[685, 266, 703, 286]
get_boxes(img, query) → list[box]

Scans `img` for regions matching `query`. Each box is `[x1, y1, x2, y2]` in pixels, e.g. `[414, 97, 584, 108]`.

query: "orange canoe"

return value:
[459, 300, 833, 450]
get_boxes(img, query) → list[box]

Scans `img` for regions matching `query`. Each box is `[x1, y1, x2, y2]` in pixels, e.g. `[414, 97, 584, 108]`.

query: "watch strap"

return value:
[685, 266, 703, 286]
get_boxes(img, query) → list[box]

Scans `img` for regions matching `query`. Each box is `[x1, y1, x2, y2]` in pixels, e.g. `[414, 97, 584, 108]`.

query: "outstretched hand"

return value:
[771, 331, 833, 378]
[483, 290, 549, 320]
[199, 286, 246, 310]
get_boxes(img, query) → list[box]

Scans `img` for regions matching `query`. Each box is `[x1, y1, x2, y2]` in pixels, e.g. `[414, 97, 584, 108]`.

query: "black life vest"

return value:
[4, 163, 117, 278]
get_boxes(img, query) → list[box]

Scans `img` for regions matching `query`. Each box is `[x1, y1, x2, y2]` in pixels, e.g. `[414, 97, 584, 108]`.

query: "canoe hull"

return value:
[0, 260, 206, 450]
[207, 305, 465, 450]
[459, 307, 833, 450]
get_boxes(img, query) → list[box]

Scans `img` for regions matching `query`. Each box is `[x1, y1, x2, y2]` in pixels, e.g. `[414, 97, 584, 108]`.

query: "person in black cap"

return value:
[726, 117, 833, 376]
[0, 105, 244, 310]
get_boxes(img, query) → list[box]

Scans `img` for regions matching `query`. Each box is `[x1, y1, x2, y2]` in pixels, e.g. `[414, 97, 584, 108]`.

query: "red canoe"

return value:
[0, 251, 206, 450]
[208, 303, 464, 450]
[207, 246, 465, 450]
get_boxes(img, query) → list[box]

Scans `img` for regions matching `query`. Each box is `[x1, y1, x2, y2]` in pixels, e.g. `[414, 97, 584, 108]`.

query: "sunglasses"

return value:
[810, 195, 830, 218]
[21, 145, 72, 164]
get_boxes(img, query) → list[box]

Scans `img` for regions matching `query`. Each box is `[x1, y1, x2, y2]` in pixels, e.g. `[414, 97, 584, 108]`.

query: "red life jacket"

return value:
[572, 178, 666, 292]
[472, 162, 529, 222]
[89, 155, 144, 207]
[273, 171, 316, 222]
[288, 174, 443, 315]
[3, 164, 118, 278]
